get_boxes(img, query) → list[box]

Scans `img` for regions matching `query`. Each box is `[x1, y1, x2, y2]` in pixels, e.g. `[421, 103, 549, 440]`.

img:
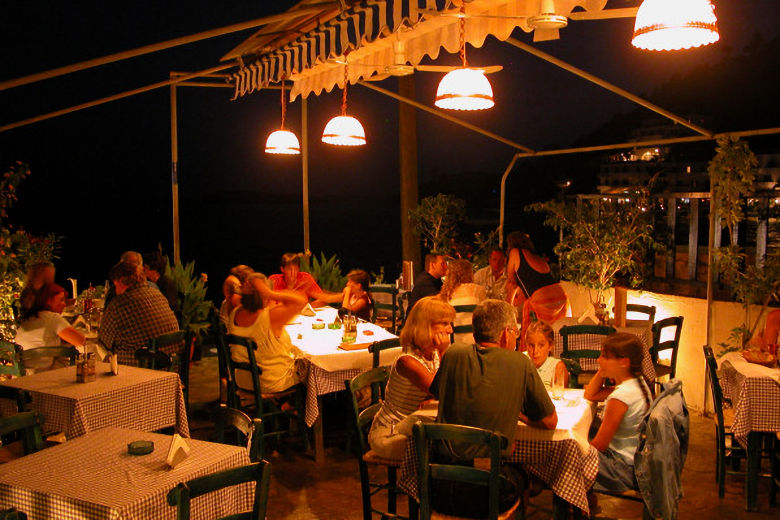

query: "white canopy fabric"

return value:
[229, 0, 608, 100]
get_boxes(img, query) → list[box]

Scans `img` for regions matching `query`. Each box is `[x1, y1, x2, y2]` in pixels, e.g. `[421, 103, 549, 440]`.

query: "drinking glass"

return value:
[552, 369, 565, 400]
[342, 316, 357, 344]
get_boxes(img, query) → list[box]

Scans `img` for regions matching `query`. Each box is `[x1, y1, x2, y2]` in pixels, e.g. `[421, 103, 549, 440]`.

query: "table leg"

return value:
[746, 431, 761, 512]
[314, 395, 325, 464]
[552, 493, 569, 520]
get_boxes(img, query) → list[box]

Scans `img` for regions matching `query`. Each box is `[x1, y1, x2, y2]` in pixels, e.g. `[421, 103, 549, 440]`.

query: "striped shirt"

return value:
[373, 352, 438, 430]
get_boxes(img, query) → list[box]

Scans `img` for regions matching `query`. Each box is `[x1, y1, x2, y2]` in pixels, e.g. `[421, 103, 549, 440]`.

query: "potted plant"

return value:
[166, 260, 212, 355]
[528, 186, 659, 324]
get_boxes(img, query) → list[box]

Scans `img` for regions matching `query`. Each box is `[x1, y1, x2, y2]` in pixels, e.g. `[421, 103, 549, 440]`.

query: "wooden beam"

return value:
[688, 198, 699, 281]
[399, 75, 420, 265]
[666, 197, 677, 279]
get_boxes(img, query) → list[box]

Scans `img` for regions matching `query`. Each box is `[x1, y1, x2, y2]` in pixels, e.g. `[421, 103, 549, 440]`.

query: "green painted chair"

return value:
[370, 284, 401, 334]
[167, 460, 271, 520]
[224, 334, 309, 451]
[136, 329, 193, 409]
[413, 423, 521, 520]
[345, 366, 416, 520]
[651, 316, 684, 388]
[0, 411, 46, 459]
[368, 338, 401, 369]
[210, 309, 232, 406]
[625, 303, 656, 324]
[0, 509, 28, 520]
[0, 340, 24, 378]
[559, 324, 616, 388]
[214, 405, 264, 463]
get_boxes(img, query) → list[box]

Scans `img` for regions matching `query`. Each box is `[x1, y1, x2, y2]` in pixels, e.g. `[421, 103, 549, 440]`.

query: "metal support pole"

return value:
[688, 198, 699, 280]
[301, 97, 310, 253]
[498, 153, 521, 248]
[666, 197, 677, 278]
[170, 83, 181, 264]
[399, 75, 420, 266]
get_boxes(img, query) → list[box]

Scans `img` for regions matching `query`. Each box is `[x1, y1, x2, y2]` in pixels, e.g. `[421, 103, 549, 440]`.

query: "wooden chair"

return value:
[21, 345, 79, 370]
[370, 284, 401, 334]
[210, 312, 233, 406]
[215, 405, 263, 463]
[369, 338, 401, 369]
[398, 291, 412, 331]
[167, 460, 271, 520]
[771, 432, 779, 506]
[625, 303, 656, 325]
[0, 411, 46, 462]
[559, 325, 615, 388]
[136, 330, 193, 409]
[0, 340, 24, 378]
[450, 304, 477, 344]
[0, 509, 27, 520]
[413, 423, 521, 520]
[651, 317, 684, 390]
[703, 345, 745, 497]
[224, 334, 309, 451]
[345, 367, 416, 520]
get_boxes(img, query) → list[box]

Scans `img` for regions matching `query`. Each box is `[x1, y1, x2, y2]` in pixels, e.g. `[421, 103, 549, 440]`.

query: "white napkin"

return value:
[300, 303, 316, 317]
[166, 434, 191, 469]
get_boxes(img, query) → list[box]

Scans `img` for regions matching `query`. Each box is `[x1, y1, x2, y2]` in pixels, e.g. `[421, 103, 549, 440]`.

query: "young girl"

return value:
[341, 269, 372, 322]
[524, 320, 568, 389]
[585, 333, 652, 492]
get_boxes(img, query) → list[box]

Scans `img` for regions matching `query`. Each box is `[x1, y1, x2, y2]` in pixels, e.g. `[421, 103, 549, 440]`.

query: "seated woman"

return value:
[15, 283, 85, 373]
[505, 232, 568, 340]
[368, 296, 455, 460]
[228, 273, 308, 394]
[18, 262, 56, 316]
[584, 333, 652, 493]
[341, 269, 372, 322]
[525, 320, 568, 389]
[220, 265, 254, 324]
[439, 259, 486, 344]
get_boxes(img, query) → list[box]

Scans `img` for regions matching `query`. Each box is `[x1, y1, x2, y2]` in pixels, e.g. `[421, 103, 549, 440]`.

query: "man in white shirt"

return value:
[474, 249, 507, 300]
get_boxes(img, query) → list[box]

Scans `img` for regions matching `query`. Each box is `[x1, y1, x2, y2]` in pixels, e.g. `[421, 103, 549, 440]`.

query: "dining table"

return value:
[717, 351, 780, 511]
[0, 363, 189, 439]
[0, 427, 252, 520]
[398, 388, 598, 518]
[552, 316, 657, 389]
[286, 306, 401, 463]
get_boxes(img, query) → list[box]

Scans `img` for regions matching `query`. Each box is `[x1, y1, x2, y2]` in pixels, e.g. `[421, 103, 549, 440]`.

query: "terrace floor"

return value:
[188, 355, 778, 520]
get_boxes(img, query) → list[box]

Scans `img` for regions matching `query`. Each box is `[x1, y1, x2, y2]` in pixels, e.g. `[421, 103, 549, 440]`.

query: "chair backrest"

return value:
[652, 317, 684, 374]
[20, 346, 79, 368]
[224, 334, 264, 417]
[626, 304, 656, 324]
[0, 411, 45, 455]
[398, 291, 412, 331]
[345, 366, 389, 454]
[368, 338, 401, 369]
[559, 325, 615, 361]
[0, 508, 27, 520]
[215, 405, 264, 463]
[370, 284, 399, 333]
[167, 461, 272, 520]
[413, 423, 506, 520]
[450, 304, 477, 343]
[702, 345, 727, 432]
[0, 341, 24, 377]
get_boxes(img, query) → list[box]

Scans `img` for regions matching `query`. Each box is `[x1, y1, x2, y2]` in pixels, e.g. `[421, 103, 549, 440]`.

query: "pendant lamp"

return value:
[265, 79, 300, 154]
[322, 61, 366, 146]
[632, 0, 719, 51]
[434, 5, 494, 111]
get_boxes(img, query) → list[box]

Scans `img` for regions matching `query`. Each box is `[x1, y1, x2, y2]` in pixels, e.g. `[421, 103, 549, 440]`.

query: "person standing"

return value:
[474, 249, 507, 300]
[408, 254, 447, 311]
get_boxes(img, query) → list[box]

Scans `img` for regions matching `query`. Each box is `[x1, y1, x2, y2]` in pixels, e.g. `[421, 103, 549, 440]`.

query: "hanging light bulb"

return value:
[434, 5, 494, 111]
[322, 60, 366, 146]
[265, 79, 300, 155]
[632, 0, 719, 51]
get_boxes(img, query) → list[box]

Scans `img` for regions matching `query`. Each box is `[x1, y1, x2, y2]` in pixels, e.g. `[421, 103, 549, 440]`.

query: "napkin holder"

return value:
[166, 434, 191, 469]
[109, 354, 119, 375]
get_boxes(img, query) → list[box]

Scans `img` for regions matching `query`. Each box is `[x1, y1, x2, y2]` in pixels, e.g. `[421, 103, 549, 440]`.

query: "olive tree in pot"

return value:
[528, 186, 659, 324]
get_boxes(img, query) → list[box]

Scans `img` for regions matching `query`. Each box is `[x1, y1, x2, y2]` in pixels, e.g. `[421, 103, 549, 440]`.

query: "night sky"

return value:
[1, 0, 778, 298]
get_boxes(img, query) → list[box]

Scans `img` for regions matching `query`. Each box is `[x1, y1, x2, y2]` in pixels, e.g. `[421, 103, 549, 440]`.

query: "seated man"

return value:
[143, 251, 178, 313]
[428, 299, 557, 517]
[99, 261, 180, 365]
[408, 254, 447, 311]
[474, 248, 507, 300]
[268, 253, 342, 307]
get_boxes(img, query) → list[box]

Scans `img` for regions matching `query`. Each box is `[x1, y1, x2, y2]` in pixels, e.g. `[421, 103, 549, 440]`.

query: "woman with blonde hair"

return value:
[368, 296, 455, 459]
[439, 259, 485, 344]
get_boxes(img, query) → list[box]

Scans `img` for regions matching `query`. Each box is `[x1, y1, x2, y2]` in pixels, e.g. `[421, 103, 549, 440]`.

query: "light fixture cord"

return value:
[341, 62, 348, 116]
[280, 78, 286, 129]
[459, 5, 467, 67]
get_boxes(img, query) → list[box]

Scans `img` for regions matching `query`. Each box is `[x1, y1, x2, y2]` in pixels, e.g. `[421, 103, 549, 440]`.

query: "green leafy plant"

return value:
[300, 252, 347, 293]
[470, 227, 500, 269]
[409, 193, 466, 255]
[166, 260, 212, 340]
[528, 186, 658, 312]
[709, 136, 779, 352]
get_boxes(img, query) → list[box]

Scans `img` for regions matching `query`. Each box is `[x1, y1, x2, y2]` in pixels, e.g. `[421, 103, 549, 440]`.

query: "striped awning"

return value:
[229, 0, 608, 100]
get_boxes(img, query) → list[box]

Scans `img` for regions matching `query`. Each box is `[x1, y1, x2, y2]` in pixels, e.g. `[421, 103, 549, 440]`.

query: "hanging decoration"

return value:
[322, 60, 366, 146]
[265, 79, 300, 155]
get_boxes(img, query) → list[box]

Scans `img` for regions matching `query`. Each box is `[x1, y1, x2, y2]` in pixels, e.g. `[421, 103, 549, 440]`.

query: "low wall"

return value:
[559, 281, 768, 411]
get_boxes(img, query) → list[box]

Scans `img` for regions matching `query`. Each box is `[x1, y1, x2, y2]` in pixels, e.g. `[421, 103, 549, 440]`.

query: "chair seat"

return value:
[363, 450, 401, 467]
[430, 496, 521, 520]
[236, 387, 297, 404]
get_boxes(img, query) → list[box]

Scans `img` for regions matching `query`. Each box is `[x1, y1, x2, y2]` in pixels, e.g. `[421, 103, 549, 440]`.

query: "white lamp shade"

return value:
[265, 129, 301, 154]
[632, 0, 719, 51]
[435, 68, 494, 111]
[321, 115, 366, 146]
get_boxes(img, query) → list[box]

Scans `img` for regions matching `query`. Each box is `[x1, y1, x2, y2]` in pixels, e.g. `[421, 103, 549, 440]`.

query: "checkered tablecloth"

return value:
[0, 427, 251, 520]
[0, 364, 189, 438]
[398, 391, 598, 515]
[718, 352, 780, 448]
[552, 319, 656, 388]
